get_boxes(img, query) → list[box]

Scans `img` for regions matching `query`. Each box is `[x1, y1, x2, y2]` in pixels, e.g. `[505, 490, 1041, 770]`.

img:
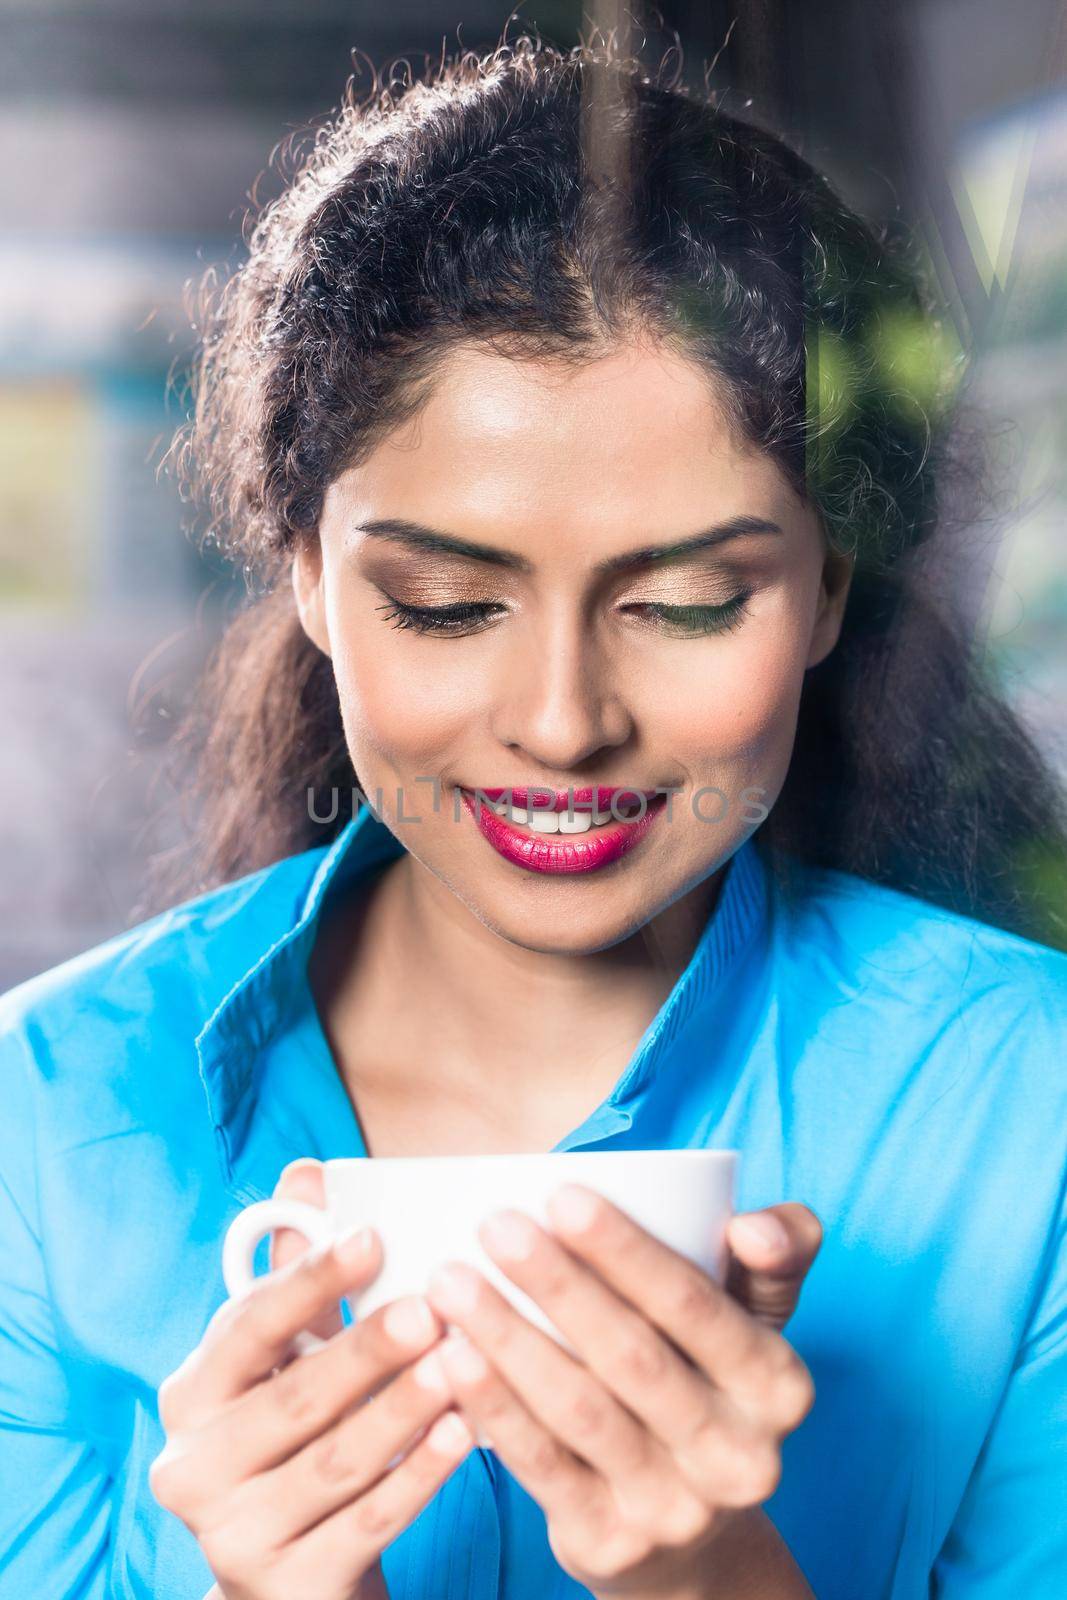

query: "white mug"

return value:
[221, 1148, 738, 1360]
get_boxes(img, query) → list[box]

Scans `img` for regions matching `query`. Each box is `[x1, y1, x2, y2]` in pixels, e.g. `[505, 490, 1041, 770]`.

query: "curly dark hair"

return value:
[151, 31, 1067, 950]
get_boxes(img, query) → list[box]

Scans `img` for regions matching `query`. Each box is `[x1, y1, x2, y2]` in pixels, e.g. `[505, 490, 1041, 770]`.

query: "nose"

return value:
[488, 607, 634, 771]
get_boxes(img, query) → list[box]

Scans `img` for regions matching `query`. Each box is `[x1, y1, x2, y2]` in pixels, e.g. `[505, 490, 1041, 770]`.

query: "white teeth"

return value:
[474, 793, 648, 832]
[487, 800, 595, 832]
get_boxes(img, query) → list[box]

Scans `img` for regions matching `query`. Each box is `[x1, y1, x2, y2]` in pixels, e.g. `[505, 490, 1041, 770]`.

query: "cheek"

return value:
[330, 629, 483, 769]
[656, 613, 810, 772]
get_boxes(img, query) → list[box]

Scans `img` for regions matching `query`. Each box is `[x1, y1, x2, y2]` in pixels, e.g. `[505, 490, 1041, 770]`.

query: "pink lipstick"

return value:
[460, 786, 667, 874]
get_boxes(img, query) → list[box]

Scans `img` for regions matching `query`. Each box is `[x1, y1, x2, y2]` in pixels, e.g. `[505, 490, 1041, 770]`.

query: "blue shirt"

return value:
[2, 802, 1066, 1600]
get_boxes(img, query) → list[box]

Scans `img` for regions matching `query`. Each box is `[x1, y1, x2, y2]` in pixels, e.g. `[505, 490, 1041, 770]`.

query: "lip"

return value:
[471, 786, 662, 814]
[460, 788, 668, 875]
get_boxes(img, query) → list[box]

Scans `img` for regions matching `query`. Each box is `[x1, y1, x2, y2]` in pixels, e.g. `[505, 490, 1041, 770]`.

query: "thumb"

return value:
[724, 1203, 823, 1330]
[268, 1157, 345, 1342]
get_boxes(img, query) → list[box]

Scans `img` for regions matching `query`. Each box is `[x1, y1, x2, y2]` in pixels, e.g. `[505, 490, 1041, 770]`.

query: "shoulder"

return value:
[763, 859, 1067, 1218]
[767, 857, 1067, 1056]
[777, 851, 1067, 998]
[0, 844, 327, 1109]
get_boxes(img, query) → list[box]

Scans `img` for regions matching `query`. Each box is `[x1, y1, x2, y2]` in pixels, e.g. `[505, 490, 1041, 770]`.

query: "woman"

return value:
[2, 33, 1066, 1600]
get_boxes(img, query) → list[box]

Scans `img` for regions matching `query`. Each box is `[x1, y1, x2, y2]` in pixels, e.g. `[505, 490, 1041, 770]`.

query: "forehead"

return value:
[327, 340, 801, 554]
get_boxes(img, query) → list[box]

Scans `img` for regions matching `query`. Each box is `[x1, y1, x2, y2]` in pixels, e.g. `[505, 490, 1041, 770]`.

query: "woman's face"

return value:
[295, 340, 852, 955]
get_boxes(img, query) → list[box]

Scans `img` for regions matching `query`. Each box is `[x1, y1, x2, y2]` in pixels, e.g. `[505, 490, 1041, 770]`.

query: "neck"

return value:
[309, 851, 726, 1142]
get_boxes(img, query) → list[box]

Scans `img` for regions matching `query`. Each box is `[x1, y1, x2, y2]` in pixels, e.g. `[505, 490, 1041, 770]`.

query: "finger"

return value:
[426, 1260, 673, 1505]
[201, 1407, 474, 1594]
[440, 1329, 716, 1549]
[270, 1158, 342, 1342]
[276, 1408, 475, 1578]
[162, 1295, 448, 1512]
[270, 1159, 327, 1272]
[725, 1205, 823, 1330]
[435, 1331, 604, 1526]
[166, 1228, 385, 1422]
[433, 1312, 779, 1531]
[227, 1341, 462, 1546]
[476, 1208, 714, 1450]
[544, 1186, 801, 1419]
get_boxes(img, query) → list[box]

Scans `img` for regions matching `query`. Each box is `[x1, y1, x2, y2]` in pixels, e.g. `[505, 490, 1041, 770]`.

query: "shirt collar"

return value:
[589, 827, 769, 1115]
[196, 807, 770, 1187]
[195, 804, 403, 1167]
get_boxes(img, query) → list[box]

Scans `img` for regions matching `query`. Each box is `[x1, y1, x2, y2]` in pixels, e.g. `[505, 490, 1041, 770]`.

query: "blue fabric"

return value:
[2, 802, 1066, 1600]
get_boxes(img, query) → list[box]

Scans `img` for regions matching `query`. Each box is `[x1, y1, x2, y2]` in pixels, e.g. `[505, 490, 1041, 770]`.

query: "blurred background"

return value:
[1, 0, 1066, 990]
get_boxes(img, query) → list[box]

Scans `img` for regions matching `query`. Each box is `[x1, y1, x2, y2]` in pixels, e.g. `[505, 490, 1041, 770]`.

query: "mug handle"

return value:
[221, 1198, 337, 1357]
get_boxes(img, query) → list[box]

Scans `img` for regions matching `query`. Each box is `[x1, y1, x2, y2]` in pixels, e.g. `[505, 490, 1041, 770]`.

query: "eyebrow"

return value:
[352, 514, 783, 574]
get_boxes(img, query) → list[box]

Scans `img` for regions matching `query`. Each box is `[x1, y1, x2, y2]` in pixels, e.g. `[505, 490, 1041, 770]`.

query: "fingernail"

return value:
[427, 1263, 480, 1316]
[439, 1332, 488, 1383]
[427, 1410, 474, 1456]
[731, 1213, 790, 1252]
[335, 1226, 375, 1267]
[480, 1209, 538, 1261]
[411, 1348, 450, 1394]
[547, 1184, 601, 1234]
[384, 1296, 438, 1346]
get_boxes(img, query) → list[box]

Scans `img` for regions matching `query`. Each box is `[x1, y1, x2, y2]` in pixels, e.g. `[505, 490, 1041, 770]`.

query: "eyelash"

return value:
[374, 592, 753, 638]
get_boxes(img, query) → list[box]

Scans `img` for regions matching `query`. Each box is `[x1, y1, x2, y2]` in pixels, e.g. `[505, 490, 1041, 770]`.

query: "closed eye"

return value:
[375, 598, 506, 634]
[620, 594, 751, 636]
[374, 591, 752, 638]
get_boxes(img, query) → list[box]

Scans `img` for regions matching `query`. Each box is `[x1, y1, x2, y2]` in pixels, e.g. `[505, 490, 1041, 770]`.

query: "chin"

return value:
[474, 883, 669, 957]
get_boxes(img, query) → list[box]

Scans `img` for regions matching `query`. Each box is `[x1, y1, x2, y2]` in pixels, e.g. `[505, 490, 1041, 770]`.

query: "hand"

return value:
[424, 1187, 820, 1600]
[150, 1159, 473, 1600]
